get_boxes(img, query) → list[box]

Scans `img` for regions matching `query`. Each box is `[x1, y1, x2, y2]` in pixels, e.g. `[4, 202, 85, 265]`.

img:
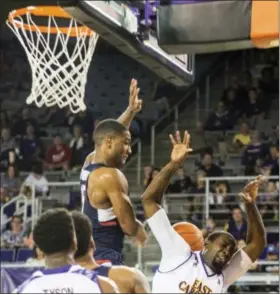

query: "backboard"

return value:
[59, 0, 195, 87]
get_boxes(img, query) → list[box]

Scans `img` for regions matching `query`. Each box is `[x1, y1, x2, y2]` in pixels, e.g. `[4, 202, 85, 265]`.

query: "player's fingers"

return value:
[129, 78, 135, 93]
[175, 130, 182, 143]
[169, 134, 176, 146]
[256, 175, 265, 185]
[182, 131, 188, 145]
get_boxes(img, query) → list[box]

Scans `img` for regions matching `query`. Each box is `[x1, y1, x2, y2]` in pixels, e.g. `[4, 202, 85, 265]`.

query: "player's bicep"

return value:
[222, 248, 253, 288]
[147, 209, 191, 258]
[98, 276, 119, 293]
[104, 171, 137, 234]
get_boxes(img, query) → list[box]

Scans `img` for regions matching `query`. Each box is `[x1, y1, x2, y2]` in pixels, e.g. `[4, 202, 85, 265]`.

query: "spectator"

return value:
[201, 217, 216, 239]
[264, 145, 279, 177]
[45, 134, 71, 174]
[222, 88, 240, 118]
[205, 101, 234, 131]
[242, 131, 268, 175]
[200, 153, 223, 177]
[241, 70, 253, 90]
[191, 170, 206, 194]
[224, 207, 247, 241]
[0, 127, 15, 170]
[12, 107, 39, 137]
[245, 88, 263, 127]
[233, 122, 251, 151]
[69, 125, 85, 170]
[22, 162, 49, 197]
[259, 67, 278, 96]
[0, 110, 10, 129]
[68, 111, 94, 137]
[1, 164, 21, 198]
[143, 165, 153, 188]
[168, 167, 192, 193]
[20, 124, 43, 171]
[145, 167, 160, 189]
[1, 215, 26, 248]
[213, 181, 233, 206]
[26, 245, 45, 266]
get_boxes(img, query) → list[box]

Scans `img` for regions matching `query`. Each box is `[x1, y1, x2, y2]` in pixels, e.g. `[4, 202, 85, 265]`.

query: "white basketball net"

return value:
[7, 10, 99, 113]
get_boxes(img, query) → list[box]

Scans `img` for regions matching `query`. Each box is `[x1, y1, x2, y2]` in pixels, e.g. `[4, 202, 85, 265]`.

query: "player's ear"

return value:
[90, 237, 95, 252]
[105, 136, 113, 149]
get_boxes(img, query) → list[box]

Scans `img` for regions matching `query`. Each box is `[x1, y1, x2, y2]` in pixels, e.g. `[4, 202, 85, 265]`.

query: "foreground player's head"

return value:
[93, 119, 131, 167]
[33, 208, 77, 259]
[71, 211, 95, 260]
[203, 231, 237, 274]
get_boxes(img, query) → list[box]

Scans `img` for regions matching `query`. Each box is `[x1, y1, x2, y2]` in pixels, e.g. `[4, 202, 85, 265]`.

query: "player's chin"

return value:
[213, 260, 226, 274]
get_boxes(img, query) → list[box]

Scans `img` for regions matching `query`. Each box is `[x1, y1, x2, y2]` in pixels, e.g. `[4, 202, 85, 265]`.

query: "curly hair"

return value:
[33, 208, 75, 255]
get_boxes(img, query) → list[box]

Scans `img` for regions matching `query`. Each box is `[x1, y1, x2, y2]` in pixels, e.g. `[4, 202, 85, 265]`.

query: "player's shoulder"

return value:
[98, 276, 119, 293]
[90, 166, 126, 183]
[110, 265, 146, 282]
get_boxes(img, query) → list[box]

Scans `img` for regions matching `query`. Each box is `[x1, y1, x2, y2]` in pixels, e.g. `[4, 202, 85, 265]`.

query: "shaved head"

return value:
[93, 119, 127, 145]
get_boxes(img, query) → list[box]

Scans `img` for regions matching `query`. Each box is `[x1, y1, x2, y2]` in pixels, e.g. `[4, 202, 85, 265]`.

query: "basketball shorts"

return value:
[94, 247, 124, 266]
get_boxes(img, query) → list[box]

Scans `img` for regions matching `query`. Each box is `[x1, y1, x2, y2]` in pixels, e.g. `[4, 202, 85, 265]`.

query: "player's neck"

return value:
[45, 253, 75, 269]
[94, 150, 112, 166]
[75, 254, 99, 270]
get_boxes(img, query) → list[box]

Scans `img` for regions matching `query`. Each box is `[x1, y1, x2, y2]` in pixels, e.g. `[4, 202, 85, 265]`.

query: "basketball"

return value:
[173, 222, 204, 251]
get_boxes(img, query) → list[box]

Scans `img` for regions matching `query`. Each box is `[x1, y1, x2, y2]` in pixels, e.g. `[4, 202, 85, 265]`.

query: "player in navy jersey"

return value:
[80, 79, 147, 265]
[15, 208, 118, 293]
[72, 211, 150, 293]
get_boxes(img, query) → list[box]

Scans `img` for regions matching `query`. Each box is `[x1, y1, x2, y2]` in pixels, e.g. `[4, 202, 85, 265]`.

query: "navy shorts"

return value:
[94, 248, 124, 265]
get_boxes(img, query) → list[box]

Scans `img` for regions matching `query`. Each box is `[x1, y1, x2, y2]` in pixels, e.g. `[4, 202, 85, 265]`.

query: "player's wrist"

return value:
[126, 106, 137, 115]
[169, 160, 183, 170]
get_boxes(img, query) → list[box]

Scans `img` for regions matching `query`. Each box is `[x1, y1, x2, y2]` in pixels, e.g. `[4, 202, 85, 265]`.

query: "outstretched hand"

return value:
[169, 131, 193, 165]
[238, 175, 265, 204]
[128, 79, 142, 113]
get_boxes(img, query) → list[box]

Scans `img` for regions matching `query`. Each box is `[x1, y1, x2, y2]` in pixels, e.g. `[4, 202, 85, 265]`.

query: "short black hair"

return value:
[207, 231, 235, 245]
[33, 208, 74, 255]
[93, 119, 127, 145]
[71, 211, 92, 259]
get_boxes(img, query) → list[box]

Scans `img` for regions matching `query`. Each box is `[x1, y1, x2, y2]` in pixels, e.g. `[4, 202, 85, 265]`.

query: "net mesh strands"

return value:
[7, 7, 99, 113]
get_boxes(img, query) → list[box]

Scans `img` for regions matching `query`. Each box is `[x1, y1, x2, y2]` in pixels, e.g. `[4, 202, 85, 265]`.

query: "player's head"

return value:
[71, 211, 95, 260]
[204, 231, 237, 274]
[33, 208, 77, 257]
[93, 119, 131, 167]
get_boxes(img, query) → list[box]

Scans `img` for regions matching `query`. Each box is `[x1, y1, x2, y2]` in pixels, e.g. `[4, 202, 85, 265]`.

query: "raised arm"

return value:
[142, 131, 193, 219]
[101, 168, 147, 245]
[117, 79, 142, 129]
[222, 175, 267, 289]
[141, 131, 193, 271]
[240, 175, 267, 261]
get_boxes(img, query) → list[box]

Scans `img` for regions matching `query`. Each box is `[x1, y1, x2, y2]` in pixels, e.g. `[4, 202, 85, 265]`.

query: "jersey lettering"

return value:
[179, 279, 212, 294]
[42, 287, 74, 293]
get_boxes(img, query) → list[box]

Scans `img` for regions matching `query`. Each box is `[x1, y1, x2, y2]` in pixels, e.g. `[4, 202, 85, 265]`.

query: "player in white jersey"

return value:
[15, 208, 119, 293]
[141, 130, 267, 293]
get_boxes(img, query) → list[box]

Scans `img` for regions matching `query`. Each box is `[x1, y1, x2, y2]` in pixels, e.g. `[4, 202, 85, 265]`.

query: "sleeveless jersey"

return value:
[152, 251, 225, 294]
[80, 163, 124, 253]
[16, 265, 101, 293]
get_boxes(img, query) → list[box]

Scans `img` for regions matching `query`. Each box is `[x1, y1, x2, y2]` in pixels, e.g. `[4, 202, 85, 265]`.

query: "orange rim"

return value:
[8, 6, 94, 37]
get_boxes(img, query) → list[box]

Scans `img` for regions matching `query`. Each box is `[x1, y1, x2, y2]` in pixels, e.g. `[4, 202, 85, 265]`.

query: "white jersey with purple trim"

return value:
[15, 265, 102, 294]
[148, 209, 253, 293]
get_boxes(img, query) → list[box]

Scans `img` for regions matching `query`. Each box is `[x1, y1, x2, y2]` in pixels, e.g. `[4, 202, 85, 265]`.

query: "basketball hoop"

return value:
[7, 6, 99, 113]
